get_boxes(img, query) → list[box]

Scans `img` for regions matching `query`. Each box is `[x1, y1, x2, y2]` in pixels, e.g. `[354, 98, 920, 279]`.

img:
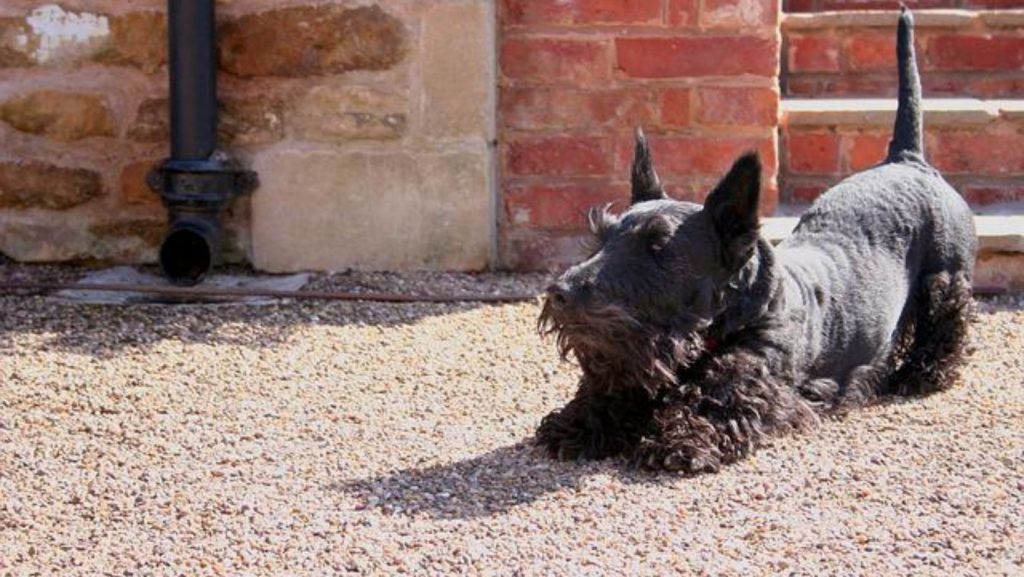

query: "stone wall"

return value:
[0, 1, 495, 271]
[1, 1, 1021, 273]
[498, 0, 781, 271]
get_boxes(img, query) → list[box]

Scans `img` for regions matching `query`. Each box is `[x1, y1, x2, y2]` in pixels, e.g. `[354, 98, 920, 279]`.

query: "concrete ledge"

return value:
[783, 9, 1024, 30]
[780, 98, 1015, 127]
[991, 100, 1024, 121]
[782, 9, 977, 30]
[763, 216, 1024, 254]
[980, 10, 1024, 28]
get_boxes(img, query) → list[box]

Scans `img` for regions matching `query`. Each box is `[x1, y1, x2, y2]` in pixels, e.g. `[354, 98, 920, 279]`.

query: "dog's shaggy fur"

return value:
[535, 8, 977, 473]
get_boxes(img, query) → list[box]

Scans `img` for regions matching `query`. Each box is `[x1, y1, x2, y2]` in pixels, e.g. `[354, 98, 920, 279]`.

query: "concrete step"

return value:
[763, 215, 1024, 293]
[781, 97, 1024, 128]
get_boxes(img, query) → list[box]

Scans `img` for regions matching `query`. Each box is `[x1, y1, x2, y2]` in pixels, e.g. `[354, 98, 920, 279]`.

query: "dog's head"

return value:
[539, 129, 763, 392]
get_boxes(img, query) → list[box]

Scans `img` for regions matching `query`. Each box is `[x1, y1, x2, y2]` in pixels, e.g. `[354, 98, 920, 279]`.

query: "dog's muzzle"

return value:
[538, 285, 708, 396]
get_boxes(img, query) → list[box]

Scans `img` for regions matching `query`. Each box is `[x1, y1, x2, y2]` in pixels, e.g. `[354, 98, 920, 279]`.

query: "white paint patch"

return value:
[24, 4, 110, 64]
[705, 0, 764, 27]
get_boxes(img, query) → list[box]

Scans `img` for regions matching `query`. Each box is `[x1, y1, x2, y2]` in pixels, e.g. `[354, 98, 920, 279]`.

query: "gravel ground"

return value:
[0, 268, 1021, 576]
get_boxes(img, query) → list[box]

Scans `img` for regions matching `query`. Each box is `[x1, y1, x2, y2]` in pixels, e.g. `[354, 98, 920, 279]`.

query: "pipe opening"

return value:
[160, 227, 214, 286]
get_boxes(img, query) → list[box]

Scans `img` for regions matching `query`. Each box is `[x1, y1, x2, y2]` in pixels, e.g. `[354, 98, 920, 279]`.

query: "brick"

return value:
[784, 0, 816, 12]
[845, 33, 895, 72]
[616, 37, 777, 78]
[507, 136, 612, 177]
[787, 35, 840, 73]
[819, 0, 961, 9]
[965, 77, 1024, 99]
[668, 0, 700, 27]
[659, 89, 692, 127]
[504, 183, 626, 230]
[620, 135, 776, 180]
[502, 38, 610, 84]
[786, 131, 840, 174]
[503, 0, 662, 25]
[788, 184, 828, 204]
[502, 87, 661, 131]
[965, 0, 1024, 6]
[963, 186, 1024, 205]
[701, 0, 776, 29]
[846, 132, 889, 172]
[695, 87, 778, 127]
[761, 181, 780, 216]
[502, 232, 587, 272]
[926, 36, 1024, 71]
[928, 131, 1024, 175]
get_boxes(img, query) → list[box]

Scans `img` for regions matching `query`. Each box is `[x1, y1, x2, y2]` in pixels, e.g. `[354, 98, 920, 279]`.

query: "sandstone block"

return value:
[291, 86, 406, 142]
[0, 221, 90, 261]
[127, 98, 169, 142]
[119, 160, 163, 209]
[0, 90, 115, 141]
[0, 161, 103, 210]
[422, 2, 492, 138]
[219, 5, 407, 78]
[251, 147, 491, 271]
[89, 218, 165, 249]
[94, 11, 167, 74]
[0, 6, 164, 72]
[220, 96, 286, 146]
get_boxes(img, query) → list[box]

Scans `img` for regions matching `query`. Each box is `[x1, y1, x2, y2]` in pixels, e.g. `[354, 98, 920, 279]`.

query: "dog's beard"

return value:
[539, 298, 707, 397]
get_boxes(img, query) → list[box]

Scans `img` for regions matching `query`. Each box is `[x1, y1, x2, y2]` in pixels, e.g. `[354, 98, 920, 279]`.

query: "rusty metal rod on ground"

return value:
[0, 281, 540, 303]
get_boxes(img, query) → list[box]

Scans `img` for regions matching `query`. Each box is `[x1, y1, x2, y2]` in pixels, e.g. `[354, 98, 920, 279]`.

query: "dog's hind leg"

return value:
[887, 271, 973, 395]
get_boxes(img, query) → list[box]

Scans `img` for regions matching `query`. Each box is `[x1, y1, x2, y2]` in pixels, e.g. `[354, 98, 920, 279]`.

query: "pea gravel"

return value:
[0, 268, 1021, 577]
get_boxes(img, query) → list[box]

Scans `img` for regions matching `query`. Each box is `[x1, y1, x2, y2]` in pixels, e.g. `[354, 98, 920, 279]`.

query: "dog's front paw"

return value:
[631, 436, 722, 474]
[534, 399, 636, 461]
[535, 409, 588, 461]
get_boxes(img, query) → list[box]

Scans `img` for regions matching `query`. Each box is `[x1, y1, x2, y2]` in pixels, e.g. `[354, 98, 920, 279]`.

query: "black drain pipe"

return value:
[147, 0, 257, 285]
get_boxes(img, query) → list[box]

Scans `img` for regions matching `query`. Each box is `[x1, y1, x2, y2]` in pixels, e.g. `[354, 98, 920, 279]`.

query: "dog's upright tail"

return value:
[887, 6, 924, 162]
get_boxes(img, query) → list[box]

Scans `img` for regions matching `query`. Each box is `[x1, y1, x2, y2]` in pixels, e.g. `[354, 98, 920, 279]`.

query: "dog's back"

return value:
[776, 8, 976, 394]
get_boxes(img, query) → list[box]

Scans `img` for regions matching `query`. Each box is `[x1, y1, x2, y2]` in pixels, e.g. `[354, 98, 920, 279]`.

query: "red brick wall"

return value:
[784, 11, 1024, 97]
[498, 0, 781, 270]
[785, 0, 1024, 12]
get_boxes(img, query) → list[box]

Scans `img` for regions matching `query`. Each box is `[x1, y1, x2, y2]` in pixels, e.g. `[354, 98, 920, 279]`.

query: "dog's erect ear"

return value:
[631, 127, 667, 205]
[703, 152, 762, 270]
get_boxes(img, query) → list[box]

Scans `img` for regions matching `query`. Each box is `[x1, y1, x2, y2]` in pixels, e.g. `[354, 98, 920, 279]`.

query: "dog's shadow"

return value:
[336, 441, 663, 520]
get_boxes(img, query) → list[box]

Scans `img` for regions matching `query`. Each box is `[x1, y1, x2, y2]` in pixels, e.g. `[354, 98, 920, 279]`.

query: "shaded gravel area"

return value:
[0, 267, 1021, 576]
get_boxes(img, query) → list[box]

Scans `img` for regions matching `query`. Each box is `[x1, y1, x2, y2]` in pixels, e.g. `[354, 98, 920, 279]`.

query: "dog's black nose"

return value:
[545, 282, 571, 308]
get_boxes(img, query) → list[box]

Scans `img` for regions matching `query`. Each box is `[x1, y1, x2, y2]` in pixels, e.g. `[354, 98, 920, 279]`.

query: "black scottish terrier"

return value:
[535, 8, 977, 473]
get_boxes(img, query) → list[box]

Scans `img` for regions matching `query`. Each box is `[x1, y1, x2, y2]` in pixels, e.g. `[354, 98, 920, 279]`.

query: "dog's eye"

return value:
[637, 216, 671, 254]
